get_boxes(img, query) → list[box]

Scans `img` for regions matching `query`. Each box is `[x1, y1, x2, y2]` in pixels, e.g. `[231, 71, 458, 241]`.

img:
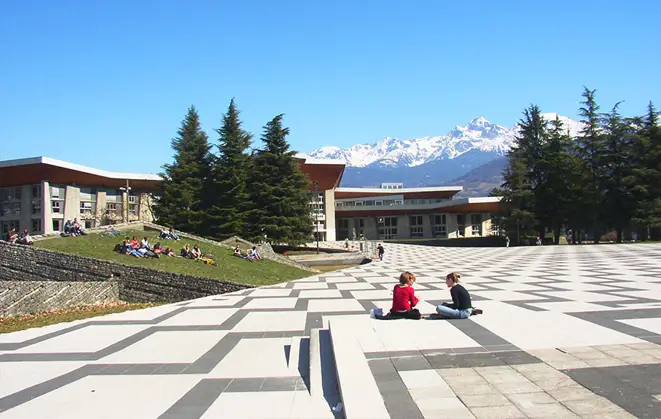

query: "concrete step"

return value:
[309, 328, 344, 418]
[327, 318, 390, 419]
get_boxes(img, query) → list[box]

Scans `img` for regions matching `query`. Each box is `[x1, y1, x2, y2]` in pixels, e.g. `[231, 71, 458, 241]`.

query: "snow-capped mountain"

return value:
[303, 115, 581, 170]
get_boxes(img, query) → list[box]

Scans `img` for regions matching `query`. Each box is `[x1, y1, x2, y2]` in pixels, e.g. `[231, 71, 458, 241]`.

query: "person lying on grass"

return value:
[375, 271, 421, 320]
[428, 272, 483, 319]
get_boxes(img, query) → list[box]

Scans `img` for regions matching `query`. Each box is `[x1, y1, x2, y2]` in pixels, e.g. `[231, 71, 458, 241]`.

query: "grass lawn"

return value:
[34, 230, 312, 286]
[0, 302, 159, 334]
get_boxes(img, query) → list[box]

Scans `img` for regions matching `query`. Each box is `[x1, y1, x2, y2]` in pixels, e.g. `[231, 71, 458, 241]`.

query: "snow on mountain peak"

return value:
[305, 114, 579, 168]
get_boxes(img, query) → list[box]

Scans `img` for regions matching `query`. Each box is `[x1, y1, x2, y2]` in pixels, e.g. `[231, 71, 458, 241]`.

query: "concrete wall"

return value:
[1, 280, 119, 317]
[19, 185, 32, 234]
[0, 241, 252, 317]
[63, 186, 80, 222]
[42, 181, 52, 234]
[324, 189, 336, 241]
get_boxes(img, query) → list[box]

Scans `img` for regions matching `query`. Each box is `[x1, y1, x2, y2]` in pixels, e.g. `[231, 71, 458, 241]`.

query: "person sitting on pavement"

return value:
[375, 271, 421, 320]
[429, 272, 483, 319]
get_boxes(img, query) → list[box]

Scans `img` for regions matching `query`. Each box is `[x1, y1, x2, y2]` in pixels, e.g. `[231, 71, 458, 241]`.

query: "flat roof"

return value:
[0, 157, 162, 181]
[335, 186, 463, 194]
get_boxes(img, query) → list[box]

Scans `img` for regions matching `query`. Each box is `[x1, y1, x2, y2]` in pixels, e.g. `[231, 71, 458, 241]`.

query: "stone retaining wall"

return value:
[0, 241, 252, 317]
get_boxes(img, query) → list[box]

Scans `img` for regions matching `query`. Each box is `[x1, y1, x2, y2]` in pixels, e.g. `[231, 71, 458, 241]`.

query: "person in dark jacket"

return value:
[432, 272, 483, 319]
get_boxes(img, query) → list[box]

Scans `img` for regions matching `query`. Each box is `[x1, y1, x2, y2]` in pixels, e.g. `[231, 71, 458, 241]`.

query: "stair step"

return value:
[328, 318, 389, 419]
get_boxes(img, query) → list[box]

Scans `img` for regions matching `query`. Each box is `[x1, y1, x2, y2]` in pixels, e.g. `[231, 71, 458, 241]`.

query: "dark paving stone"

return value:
[224, 377, 264, 392]
[158, 378, 231, 419]
[184, 333, 242, 374]
[390, 355, 432, 372]
[368, 358, 424, 419]
[563, 363, 661, 419]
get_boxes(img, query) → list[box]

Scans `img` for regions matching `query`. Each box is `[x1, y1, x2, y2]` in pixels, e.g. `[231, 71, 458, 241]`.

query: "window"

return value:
[335, 202, 344, 207]
[84, 220, 94, 229]
[410, 215, 424, 237]
[129, 203, 138, 216]
[80, 202, 94, 215]
[52, 200, 62, 214]
[52, 219, 63, 232]
[31, 218, 42, 233]
[364, 200, 375, 206]
[128, 195, 138, 204]
[31, 200, 41, 215]
[14, 187, 21, 200]
[32, 185, 41, 199]
[106, 202, 118, 214]
[471, 214, 482, 236]
[432, 214, 447, 237]
[457, 214, 465, 237]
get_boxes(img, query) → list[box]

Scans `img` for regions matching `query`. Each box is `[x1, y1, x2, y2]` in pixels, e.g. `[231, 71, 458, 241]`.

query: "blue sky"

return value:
[1, 0, 659, 174]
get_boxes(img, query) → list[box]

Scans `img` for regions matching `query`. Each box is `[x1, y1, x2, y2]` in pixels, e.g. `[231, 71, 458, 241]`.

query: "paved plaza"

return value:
[1, 243, 661, 418]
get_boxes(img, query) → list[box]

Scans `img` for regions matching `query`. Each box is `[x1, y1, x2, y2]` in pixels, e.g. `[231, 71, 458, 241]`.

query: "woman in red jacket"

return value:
[378, 271, 421, 320]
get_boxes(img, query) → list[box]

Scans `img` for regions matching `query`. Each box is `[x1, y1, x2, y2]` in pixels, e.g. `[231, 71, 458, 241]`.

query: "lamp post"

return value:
[313, 181, 319, 254]
[119, 179, 131, 225]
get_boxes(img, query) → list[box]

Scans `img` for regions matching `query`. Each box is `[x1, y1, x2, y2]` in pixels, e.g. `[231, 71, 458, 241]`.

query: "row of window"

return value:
[336, 198, 448, 207]
[337, 213, 489, 239]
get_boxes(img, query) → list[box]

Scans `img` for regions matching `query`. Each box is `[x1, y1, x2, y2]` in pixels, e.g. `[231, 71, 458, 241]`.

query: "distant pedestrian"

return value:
[505, 236, 510, 248]
[377, 244, 385, 261]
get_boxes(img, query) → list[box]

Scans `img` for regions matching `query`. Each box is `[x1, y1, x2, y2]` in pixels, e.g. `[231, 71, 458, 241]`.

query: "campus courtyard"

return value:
[1, 243, 661, 418]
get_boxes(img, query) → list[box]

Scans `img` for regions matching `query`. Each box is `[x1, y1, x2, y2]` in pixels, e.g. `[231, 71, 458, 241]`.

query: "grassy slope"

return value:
[34, 230, 312, 286]
[0, 303, 159, 334]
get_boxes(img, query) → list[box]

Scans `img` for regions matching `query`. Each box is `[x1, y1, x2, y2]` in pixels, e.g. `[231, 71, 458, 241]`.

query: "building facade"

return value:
[0, 156, 503, 240]
[0, 157, 161, 236]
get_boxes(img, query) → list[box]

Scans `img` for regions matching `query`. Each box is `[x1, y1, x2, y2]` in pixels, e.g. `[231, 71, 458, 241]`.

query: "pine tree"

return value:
[499, 152, 537, 246]
[576, 87, 606, 242]
[205, 99, 253, 239]
[154, 106, 211, 234]
[246, 115, 314, 245]
[536, 116, 575, 244]
[518, 105, 549, 238]
[600, 103, 637, 242]
[632, 102, 661, 240]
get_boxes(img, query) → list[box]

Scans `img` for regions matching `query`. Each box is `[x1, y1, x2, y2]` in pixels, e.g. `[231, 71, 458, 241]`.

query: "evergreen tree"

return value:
[632, 102, 661, 240]
[536, 116, 575, 244]
[600, 103, 637, 242]
[154, 106, 211, 234]
[205, 99, 253, 239]
[245, 114, 313, 245]
[576, 87, 606, 242]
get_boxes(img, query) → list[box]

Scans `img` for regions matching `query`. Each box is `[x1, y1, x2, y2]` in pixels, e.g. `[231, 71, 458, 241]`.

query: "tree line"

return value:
[493, 87, 661, 245]
[154, 100, 314, 245]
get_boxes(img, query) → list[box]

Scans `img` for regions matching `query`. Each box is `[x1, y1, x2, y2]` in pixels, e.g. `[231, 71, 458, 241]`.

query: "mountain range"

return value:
[301, 113, 582, 196]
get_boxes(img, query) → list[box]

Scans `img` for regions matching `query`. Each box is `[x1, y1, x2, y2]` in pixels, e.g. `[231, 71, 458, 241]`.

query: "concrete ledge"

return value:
[328, 317, 390, 419]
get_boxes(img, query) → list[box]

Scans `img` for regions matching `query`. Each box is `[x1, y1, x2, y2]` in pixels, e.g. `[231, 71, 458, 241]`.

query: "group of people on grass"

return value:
[114, 236, 215, 265]
[374, 271, 483, 320]
[159, 227, 180, 241]
[6, 228, 34, 245]
[233, 245, 262, 261]
[63, 218, 87, 237]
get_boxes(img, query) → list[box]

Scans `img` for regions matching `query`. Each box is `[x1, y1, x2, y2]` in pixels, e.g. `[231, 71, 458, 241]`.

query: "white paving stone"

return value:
[158, 308, 238, 326]
[209, 338, 297, 378]
[232, 311, 307, 332]
[13, 325, 149, 354]
[97, 330, 228, 364]
[0, 375, 201, 419]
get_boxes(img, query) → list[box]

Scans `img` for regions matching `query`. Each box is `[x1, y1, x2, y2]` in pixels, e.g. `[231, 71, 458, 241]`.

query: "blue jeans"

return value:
[435, 305, 470, 319]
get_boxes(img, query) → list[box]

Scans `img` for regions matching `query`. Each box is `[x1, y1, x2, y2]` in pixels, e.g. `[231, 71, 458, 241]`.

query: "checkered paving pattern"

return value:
[1, 243, 661, 418]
